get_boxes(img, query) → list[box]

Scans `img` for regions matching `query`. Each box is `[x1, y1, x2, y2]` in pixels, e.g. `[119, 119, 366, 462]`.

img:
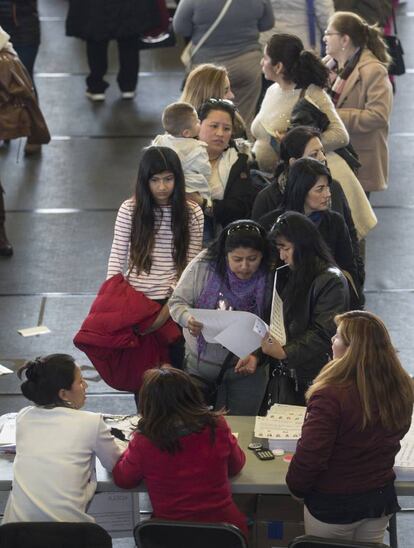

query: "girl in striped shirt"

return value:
[107, 146, 204, 368]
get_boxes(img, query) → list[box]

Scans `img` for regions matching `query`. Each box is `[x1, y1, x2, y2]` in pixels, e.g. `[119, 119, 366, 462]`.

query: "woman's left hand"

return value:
[234, 354, 258, 376]
[261, 333, 287, 360]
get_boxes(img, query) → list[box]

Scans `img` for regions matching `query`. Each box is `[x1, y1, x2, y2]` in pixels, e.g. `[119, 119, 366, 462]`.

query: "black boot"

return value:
[0, 181, 13, 257]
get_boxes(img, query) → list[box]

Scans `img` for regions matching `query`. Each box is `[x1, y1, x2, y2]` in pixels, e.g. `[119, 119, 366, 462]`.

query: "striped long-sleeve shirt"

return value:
[107, 198, 204, 300]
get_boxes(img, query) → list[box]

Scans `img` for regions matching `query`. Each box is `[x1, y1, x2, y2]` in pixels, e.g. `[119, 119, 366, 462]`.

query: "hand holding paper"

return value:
[261, 333, 287, 360]
[187, 309, 268, 358]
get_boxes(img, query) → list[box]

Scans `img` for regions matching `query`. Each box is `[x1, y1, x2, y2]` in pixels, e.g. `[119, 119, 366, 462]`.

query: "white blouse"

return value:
[251, 83, 349, 172]
[2, 406, 122, 523]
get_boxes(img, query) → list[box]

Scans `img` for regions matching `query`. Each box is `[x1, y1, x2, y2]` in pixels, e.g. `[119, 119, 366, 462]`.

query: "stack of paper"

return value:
[395, 417, 414, 480]
[254, 404, 306, 452]
[0, 413, 17, 453]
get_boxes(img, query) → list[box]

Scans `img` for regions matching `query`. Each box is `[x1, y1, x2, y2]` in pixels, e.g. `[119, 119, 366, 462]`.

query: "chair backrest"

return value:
[0, 522, 112, 548]
[289, 534, 390, 548]
[134, 519, 247, 548]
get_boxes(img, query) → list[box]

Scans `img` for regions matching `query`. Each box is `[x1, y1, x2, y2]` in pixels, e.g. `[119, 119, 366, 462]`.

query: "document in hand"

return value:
[187, 308, 269, 358]
[269, 266, 287, 345]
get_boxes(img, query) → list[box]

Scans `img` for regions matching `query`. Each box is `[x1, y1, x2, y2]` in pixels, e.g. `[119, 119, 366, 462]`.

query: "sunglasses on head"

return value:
[205, 97, 238, 112]
[227, 223, 262, 236]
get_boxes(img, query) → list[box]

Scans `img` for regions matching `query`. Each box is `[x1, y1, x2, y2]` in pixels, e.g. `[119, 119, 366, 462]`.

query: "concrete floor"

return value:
[0, 0, 414, 546]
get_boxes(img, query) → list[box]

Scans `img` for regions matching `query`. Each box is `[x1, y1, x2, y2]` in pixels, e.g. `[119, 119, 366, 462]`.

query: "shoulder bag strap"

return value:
[305, 0, 316, 49]
[190, 0, 233, 60]
[392, 6, 398, 36]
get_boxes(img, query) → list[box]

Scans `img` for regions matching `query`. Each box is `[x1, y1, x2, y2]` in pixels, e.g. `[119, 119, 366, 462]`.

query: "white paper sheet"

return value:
[254, 404, 306, 440]
[0, 364, 13, 375]
[18, 325, 51, 337]
[269, 267, 287, 345]
[188, 309, 268, 358]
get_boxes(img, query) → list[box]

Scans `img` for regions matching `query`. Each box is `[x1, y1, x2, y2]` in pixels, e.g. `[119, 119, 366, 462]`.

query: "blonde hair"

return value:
[180, 63, 229, 111]
[307, 310, 414, 431]
[162, 101, 196, 136]
[330, 12, 392, 65]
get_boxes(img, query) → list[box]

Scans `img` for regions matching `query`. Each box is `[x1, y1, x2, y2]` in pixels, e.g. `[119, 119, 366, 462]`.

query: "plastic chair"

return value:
[134, 519, 248, 548]
[0, 521, 112, 548]
[289, 534, 390, 548]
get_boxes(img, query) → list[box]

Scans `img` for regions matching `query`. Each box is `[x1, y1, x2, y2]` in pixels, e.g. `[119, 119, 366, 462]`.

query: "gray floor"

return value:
[0, 1, 414, 546]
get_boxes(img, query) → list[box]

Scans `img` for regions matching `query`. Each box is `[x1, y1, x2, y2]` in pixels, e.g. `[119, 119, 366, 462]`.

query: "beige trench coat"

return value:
[336, 48, 393, 192]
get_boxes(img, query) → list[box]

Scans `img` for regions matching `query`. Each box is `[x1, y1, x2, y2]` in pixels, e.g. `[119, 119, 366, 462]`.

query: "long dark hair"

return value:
[18, 354, 77, 407]
[130, 146, 190, 277]
[137, 368, 222, 453]
[205, 219, 270, 279]
[266, 33, 329, 88]
[275, 126, 322, 178]
[282, 157, 332, 212]
[270, 211, 335, 304]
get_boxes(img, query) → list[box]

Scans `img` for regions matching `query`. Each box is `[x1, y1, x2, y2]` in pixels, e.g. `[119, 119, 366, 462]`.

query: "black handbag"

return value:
[190, 353, 237, 408]
[290, 97, 361, 174]
[384, 8, 405, 76]
[264, 362, 297, 408]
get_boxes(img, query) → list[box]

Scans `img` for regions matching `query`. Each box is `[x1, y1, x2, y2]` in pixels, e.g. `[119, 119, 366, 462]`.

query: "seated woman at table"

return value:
[112, 367, 248, 536]
[169, 219, 272, 415]
[2, 354, 122, 523]
[261, 212, 349, 405]
[286, 310, 414, 543]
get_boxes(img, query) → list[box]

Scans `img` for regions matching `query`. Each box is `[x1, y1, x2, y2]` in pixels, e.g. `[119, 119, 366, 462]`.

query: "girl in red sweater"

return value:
[112, 367, 248, 536]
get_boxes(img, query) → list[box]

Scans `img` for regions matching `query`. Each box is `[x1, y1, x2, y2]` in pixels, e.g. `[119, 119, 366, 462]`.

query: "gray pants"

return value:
[185, 351, 268, 416]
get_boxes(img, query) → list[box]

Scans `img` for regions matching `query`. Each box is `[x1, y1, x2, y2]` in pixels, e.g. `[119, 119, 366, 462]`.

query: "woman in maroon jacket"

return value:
[113, 367, 248, 536]
[286, 310, 414, 543]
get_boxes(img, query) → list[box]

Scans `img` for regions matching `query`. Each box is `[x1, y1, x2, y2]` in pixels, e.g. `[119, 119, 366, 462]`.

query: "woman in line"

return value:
[259, 157, 364, 308]
[2, 354, 122, 523]
[261, 212, 349, 405]
[324, 11, 393, 194]
[180, 63, 235, 109]
[251, 125, 376, 241]
[252, 33, 349, 173]
[113, 367, 248, 536]
[107, 146, 203, 369]
[196, 99, 256, 233]
[286, 310, 414, 543]
[173, 0, 274, 130]
[169, 220, 272, 415]
[179, 63, 246, 138]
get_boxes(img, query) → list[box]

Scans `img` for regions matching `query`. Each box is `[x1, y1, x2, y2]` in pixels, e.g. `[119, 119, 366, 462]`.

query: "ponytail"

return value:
[330, 12, 392, 66]
[266, 33, 329, 88]
[292, 50, 329, 88]
[366, 25, 392, 65]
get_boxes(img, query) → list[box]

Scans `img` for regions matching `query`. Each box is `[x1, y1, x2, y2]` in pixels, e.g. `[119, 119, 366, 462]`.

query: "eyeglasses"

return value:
[324, 30, 341, 36]
[227, 222, 262, 236]
[204, 97, 238, 112]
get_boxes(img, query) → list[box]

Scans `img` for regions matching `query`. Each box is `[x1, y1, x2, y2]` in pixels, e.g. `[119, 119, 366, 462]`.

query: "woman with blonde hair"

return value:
[180, 63, 246, 138]
[286, 310, 414, 543]
[180, 63, 235, 109]
[324, 11, 393, 193]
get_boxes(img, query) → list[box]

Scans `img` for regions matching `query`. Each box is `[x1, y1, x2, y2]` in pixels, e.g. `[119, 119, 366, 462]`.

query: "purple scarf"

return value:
[195, 264, 267, 358]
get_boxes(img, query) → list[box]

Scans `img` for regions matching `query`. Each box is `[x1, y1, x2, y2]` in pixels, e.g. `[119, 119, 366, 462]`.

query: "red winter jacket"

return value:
[73, 274, 181, 392]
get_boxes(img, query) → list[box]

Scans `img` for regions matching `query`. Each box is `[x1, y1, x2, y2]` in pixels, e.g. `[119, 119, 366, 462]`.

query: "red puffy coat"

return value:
[73, 274, 181, 392]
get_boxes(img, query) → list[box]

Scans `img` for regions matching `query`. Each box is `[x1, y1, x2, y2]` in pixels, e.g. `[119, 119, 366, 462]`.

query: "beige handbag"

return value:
[180, 0, 233, 68]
